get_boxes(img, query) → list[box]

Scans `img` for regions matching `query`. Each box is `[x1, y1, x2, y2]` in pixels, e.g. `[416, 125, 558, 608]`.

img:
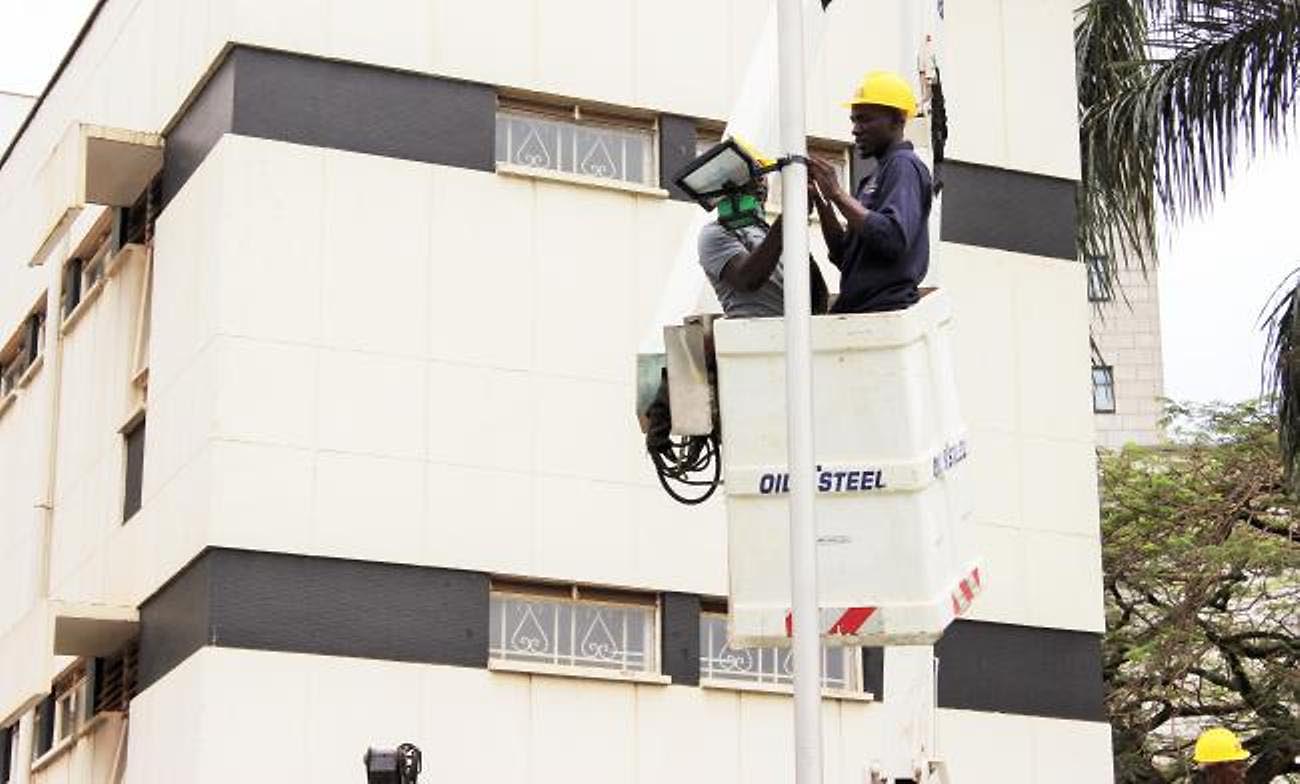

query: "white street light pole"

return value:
[776, 1, 822, 783]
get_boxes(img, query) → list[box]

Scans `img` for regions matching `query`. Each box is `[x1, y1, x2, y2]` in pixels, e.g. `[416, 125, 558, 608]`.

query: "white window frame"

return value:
[1092, 365, 1117, 413]
[1086, 255, 1112, 302]
[494, 98, 662, 193]
[698, 611, 865, 697]
[488, 583, 668, 684]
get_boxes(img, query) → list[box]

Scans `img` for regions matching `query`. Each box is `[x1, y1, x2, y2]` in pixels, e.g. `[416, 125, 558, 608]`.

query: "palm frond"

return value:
[1077, 0, 1300, 277]
[1260, 268, 1300, 491]
[1077, 0, 1160, 291]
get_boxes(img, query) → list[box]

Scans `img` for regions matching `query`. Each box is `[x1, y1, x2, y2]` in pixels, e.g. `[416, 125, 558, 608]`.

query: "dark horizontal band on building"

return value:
[138, 547, 1105, 724]
[163, 45, 1077, 260]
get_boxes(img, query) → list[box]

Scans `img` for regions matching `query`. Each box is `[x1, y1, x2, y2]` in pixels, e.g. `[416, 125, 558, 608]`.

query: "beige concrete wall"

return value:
[1092, 266, 1165, 449]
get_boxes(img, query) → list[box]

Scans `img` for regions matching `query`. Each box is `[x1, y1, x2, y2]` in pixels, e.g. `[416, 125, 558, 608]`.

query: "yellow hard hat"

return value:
[842, 71, 918, 119]
[730, 135, 776, 169]
[1193, 728, 1249, 765]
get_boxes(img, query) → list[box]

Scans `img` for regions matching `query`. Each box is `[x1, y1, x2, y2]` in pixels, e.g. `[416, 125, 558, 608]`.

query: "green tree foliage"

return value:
[1102, 402, 1300, 782]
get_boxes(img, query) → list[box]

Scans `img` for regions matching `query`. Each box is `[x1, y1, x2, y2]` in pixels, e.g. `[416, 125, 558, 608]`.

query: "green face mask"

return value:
[717, 192, 763, 230]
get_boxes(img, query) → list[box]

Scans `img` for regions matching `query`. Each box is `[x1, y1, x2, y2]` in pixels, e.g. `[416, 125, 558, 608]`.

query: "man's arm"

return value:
[718, 215, 784, 292]
[810, 179, 846, 265]
[811, 156, 927, 264]
[809, 157, 869, 235]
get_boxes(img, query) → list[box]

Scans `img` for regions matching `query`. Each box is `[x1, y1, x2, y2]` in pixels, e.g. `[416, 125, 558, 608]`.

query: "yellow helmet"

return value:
[730, 135, 777, 169]
[1193, 728, 1249, 765]
[842, 71, 918, 119]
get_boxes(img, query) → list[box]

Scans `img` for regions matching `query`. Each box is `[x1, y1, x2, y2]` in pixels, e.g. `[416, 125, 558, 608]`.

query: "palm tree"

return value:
[1077, 3, 1300, 782]
[1077, 0, 1300, 472]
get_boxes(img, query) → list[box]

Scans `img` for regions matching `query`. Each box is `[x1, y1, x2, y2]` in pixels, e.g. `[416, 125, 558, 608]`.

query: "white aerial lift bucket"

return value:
[713, 289, 980, 647]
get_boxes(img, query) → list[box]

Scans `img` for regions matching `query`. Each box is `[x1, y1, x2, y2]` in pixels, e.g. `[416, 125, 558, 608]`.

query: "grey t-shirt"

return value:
[697, 222, 784, 318]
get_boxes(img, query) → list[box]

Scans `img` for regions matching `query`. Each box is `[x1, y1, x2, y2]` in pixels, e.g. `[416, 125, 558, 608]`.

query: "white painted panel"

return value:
[326, 0, 436, 76]
[535, 473, 637, 587]
[939, 709, 1035, 783]
[533, 375, 640, 484]
[966, 428, 1021, 527]
[1021, 437, 1101, 537]
[316, 349, 426, 460]
[192, 649, 313, 783]
[1001, 0, 1082, 179]
[208, 440, 314, 553]
[430, 0, 535, 87]
[633, 0, 731, 118]
[534, 0, 636, 106]
[1024, 529, 1106, 633]
[638, 686, 742, 784]
[529, 675, 638, 784]
[943, 244, 1018, 433]
[213, 338, 317, 449]
[1014, 258, 1093, 441]
[427, 363, 534, 473]
[214, 137, 324, 347]
[1031, 714, 1114, 783]
[965, 522, 1030, 625]
[298, 653, 424, 782]
[151, 135, 221, 398]
[425, 463, 534, 574]
[419, 668, 532, 783]
[632, 483, 728, 595]
[737, 692, 796, 784]
[321, 151, 433, 359]
[942, 0, 1009, 169]
[427, 168, 535, 371]
[312, 451, 425, 563]
[532, 180, 638, 383]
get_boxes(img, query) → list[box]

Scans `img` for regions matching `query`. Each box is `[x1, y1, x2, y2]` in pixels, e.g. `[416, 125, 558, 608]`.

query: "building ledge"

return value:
[496, 162, 670, 199]
[488, 658, 672, 686]
[51, 601, 138, 657]
[701, 678, 875, 702]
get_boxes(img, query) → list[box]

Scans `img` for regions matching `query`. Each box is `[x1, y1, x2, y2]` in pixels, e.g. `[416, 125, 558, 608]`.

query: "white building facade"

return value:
[0, 2, 1112, 783]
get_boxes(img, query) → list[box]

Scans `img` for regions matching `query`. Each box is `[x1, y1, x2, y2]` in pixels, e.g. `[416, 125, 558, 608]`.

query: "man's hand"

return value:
[808, 157, 843, 200]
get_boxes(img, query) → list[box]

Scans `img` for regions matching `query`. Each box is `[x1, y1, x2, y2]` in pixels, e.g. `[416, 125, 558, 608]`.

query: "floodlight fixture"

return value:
[363, 743, 422, 784]
[674, 139, 766, 211]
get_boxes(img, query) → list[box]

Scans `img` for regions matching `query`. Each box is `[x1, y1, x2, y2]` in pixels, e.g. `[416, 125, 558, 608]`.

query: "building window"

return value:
[0, 302, 45, 400]
[61, 258, 83, 319]
[489, 583, 658, 674]
[122, 414, 146, 522]
[1092, 365, 1116, 413]
[1, 721, 17, 783]
[495, 101, 656, 186]
[93, 639, 139, 715]
[1086, 255, 1112, 302]
[53, 676, 87, 746]
[698, 612, 859, 691]
[31, 695, 53, 761]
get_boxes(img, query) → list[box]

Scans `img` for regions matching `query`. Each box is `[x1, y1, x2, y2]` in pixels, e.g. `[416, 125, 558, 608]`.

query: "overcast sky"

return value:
[1, 0, 1294, 406]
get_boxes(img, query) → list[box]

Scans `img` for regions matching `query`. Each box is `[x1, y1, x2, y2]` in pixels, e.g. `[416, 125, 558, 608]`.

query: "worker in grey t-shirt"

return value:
[697, 177, 828, 318]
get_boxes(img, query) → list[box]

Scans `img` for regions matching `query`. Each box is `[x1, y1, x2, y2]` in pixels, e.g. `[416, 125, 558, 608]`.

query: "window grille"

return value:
[698, 612, 858, 691]
[489, 584, 658, 674]
[495, 103, 656, 186]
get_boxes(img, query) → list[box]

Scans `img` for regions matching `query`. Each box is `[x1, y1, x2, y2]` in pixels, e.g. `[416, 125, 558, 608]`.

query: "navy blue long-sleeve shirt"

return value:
[829, 141, 932, 314]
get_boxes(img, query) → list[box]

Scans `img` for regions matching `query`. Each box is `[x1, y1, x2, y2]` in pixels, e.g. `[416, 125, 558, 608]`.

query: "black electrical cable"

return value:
[648, 433, 722, 505]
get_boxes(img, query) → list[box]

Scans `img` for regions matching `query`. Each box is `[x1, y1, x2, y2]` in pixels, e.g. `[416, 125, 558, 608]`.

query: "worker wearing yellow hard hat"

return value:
[808, 71, 932, 314]
[1194, 728, 1249, 783]
[731, 134, 777, 170]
